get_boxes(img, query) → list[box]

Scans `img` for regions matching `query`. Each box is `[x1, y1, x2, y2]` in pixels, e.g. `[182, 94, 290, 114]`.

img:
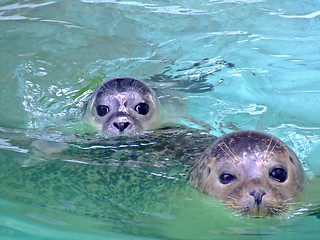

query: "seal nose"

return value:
[113, 121, 130, 132]
[250, 189, 266, 206]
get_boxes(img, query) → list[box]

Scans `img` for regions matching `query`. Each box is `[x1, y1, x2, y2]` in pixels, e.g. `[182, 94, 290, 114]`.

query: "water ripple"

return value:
[81, 0, 155, 7]
[279, 10, 320, 19]
[0, 1, 55, 11]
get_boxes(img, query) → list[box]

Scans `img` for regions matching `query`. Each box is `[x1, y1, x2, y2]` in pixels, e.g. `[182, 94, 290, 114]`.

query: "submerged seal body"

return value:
[86, 78, 161, 135]
[189, 130, 306, 216]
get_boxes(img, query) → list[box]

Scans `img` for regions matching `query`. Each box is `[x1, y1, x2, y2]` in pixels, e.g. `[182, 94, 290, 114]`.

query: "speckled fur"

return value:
[189, 130, 306, 216]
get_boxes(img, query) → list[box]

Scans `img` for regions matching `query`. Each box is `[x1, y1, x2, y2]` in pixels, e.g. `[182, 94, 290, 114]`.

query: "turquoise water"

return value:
[1, 0, 320, 239]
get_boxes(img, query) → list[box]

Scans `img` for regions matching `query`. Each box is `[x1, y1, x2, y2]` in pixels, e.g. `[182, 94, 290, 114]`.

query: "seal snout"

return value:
[248, 188, 268, 216]
[113, 121, 130, 132]
[250, 189, 266, 206]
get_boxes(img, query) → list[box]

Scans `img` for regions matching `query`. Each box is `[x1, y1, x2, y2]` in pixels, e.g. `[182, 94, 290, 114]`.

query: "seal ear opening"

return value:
[206, 167, 211, 178]
[289, 155, 294, 164]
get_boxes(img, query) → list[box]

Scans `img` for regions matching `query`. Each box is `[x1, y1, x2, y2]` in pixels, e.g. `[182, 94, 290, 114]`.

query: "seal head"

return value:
[189, 130, 306, 216]
[86, 78, 161, 135]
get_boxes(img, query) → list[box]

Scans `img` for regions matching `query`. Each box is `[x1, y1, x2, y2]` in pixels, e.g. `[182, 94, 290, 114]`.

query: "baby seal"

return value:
[86, 77, 161, 135]
[189, 130, 306, 216]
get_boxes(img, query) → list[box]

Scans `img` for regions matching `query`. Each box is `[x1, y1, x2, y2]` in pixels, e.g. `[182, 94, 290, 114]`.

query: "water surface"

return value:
[1, 0, 320, 239]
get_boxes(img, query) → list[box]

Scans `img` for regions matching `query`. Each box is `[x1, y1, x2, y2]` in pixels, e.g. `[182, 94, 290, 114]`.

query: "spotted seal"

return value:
[189, 130, 306, 216]
[85, 77, 161, 135]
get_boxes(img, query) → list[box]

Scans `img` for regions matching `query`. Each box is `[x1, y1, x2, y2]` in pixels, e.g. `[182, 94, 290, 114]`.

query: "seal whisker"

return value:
[269, 139, 279, 154]
[285, 198, 302, 206]
[266, 135, 273, 153]
[226, 195, 238, 202]
[219, 140, 239, 164]
[103, 83, 107, 93]
[284, 198, 294, 203]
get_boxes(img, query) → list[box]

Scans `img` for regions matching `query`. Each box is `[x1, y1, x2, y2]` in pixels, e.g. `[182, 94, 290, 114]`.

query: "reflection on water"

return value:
[1, 0, 320, 239]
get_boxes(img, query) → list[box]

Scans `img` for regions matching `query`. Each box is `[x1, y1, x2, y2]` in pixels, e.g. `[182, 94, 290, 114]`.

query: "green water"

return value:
[1, 0, 320, 239]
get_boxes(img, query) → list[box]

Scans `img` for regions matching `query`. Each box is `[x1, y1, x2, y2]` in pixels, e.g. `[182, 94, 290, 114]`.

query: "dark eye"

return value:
[96, 105, 109, 117]
[135, 103, 149, 115]
[269, 168, 287, 182]
[219, 173, 237, 184]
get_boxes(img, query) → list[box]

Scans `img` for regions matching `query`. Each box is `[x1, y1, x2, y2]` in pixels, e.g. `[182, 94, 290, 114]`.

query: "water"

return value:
[1, 0, 320, 239]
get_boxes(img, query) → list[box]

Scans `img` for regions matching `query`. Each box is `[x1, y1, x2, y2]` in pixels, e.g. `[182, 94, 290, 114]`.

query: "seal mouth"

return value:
[250, 204, 266, 216]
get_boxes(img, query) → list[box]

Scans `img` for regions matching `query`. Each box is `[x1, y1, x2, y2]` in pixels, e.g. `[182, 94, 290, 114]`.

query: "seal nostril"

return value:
[250, 190, 266, 206]
[123, 122, 130, 129]
[113, 122, 120, 129]
[114, 122, 130, 132]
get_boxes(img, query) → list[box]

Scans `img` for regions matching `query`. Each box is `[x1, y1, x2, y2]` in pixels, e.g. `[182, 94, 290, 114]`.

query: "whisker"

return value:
[266, 135, 274, 153]
[218, 142, 237, 164]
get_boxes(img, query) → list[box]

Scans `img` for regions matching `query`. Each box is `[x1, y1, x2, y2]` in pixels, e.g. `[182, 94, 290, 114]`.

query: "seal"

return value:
[85, 77, 161, 135]
[189, 130, 306, 216]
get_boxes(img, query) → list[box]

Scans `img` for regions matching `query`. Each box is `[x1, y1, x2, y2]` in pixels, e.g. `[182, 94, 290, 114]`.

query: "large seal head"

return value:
[86, 78, 161, 135]
[189, 130, 306, 216]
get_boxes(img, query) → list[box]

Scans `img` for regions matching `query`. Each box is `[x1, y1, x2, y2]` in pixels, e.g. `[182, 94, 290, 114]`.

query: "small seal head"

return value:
[189, 130, 306, 216]
[86, 78, 161, 135]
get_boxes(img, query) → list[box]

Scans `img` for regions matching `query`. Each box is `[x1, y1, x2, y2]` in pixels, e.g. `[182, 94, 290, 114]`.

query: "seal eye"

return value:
[96, 105, 109, 117]
[135, 103, 149, 115]
[219, 173, 236, 184]
[269, 168, 287, 182]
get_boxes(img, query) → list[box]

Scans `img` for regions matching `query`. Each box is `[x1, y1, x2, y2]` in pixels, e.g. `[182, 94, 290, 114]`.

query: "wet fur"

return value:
[189, 130, 306, 216]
